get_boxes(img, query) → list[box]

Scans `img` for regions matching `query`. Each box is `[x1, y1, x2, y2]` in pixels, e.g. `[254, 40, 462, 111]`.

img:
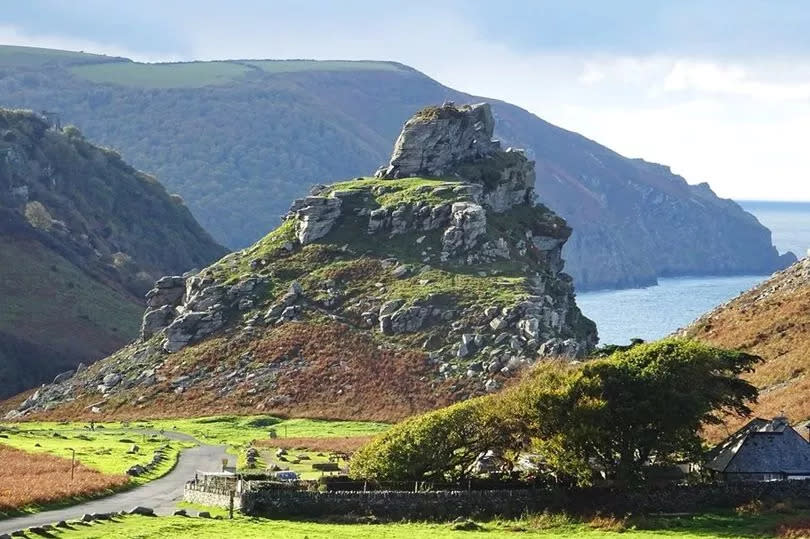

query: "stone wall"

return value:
[242, 488, 548, 520]
[182, 483, 241, 509]
[241, 481, 810, 521]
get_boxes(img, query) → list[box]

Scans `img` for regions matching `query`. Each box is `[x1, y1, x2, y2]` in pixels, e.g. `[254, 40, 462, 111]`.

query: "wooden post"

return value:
[229, 490, 235, 519]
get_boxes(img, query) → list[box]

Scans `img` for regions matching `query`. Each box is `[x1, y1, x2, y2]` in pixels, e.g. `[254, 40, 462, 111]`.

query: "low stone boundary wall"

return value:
[241, 480, 810, 520]
[183, 483, 241, 509]
[242, 489, 549, 520]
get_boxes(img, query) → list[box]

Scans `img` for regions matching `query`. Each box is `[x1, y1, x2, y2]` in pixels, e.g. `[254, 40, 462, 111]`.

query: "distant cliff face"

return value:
[0, 109, 227, 398]
[3, 103, 596, 422]
[0, 45, 792, 291]
[680, 258, 810, 440]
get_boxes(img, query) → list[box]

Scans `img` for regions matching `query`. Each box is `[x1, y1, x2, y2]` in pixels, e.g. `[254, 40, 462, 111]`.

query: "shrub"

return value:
[24, 201, 53, 230]
[349, 396, 512, 481]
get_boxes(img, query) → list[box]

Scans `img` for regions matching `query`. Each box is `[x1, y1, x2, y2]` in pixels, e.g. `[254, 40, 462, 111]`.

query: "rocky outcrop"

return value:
[375, 103, 499, 179]
[442, 202, 486, 256]
[376, 103, 535, 215]
[3, 103, 596, 421]
[286, 196, 342, 244]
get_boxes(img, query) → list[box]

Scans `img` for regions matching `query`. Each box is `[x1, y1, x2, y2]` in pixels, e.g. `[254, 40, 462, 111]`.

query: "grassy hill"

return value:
[0, 45, 790, 291]
[682, 258, 810, 440]
[0, 109, 226, 398]
[1, 104, 596, 422]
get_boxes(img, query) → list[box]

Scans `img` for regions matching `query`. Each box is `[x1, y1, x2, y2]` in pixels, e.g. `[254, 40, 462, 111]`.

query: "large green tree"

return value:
[351, 339, 761, 485]
[512, 339, 761, 484]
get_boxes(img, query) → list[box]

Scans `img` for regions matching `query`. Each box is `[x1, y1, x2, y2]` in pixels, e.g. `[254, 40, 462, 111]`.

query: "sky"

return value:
[3, 0, 810, 201]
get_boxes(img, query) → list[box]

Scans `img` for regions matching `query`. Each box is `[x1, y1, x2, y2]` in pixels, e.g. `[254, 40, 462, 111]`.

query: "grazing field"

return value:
[69, 61, 252, 88]
[0, 445, 128, 516]
[133, 416, 389, 447]
[0, 44, 117, 66]
[0, 424, 185, 485]
[256, 435, 374, 454]
[245, 60, 405, 73]
[8, 416, 388, 447]
[24, 510, 804, 538]
[2, 416, 385, 478]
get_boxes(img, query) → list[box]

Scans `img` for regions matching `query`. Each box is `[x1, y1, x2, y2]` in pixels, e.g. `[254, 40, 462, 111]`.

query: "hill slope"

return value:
[0, 109, 226, 397]
[2, 103, 596, 422]
[0, 45, 793, 290]
[681, 258, 810, 437]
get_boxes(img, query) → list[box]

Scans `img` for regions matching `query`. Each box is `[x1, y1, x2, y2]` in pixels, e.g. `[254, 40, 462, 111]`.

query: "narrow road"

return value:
[0, 434, 228, 534]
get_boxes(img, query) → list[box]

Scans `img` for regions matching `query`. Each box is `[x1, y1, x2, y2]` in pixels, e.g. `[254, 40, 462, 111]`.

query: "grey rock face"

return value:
[376, 103, 499, 179]
[163, 310, 225, 353]
[538, 337, 583, 358]
[442, 202, 486, 255]
[141, 305, 175, 340]
[52, 370, 74, 384]
[286, 196, 342, 244]
[146, 276, 185, 309]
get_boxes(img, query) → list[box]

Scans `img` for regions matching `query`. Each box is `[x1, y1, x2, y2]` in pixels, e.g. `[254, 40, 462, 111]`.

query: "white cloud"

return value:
[662, 60, 810, 101]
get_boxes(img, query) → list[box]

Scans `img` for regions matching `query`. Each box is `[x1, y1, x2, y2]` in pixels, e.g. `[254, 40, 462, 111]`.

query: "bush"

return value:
[349, 396, 512, 482]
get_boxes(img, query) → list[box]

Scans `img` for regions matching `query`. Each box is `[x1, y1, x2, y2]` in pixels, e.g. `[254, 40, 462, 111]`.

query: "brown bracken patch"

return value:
[0, 445, 128, 512]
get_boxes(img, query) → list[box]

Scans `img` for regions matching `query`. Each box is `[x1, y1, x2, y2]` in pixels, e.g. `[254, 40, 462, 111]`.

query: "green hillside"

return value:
[0, 108, 226, 398]
[0, 236, 142, 397]
[0, 44, 790, 291]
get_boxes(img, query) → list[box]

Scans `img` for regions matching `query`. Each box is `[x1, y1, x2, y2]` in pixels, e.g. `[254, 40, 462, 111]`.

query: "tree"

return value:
[349, 396, 512, 482]
[512, 339, 761, 485]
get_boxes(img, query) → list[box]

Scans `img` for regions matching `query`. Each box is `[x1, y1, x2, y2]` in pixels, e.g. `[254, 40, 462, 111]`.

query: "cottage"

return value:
[706, 416, 810, 481]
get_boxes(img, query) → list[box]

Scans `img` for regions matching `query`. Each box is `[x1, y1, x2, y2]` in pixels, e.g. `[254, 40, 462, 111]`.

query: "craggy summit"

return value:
[5, 103, 596, 422]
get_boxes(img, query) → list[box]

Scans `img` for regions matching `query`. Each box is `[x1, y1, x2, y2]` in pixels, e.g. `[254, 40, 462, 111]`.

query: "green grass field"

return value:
[67, 59, 404, 88]
[69, 61, 252, 88]
[0, 425, 186, 485]
[246, 59, 405, 73]
[0, 45, 117, 67]
[25, 510, 800, 538]
[125, 415, 389, 446]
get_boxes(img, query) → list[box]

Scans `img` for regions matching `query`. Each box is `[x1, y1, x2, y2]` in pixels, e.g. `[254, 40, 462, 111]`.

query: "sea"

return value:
[577, 201, 810, 345]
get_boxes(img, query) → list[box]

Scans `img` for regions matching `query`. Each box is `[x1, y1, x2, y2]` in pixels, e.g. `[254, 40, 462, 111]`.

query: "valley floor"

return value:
[18, 510, 804, 538]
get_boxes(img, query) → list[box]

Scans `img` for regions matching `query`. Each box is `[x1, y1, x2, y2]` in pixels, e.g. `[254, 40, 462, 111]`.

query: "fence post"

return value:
[229, 490, 235, 519]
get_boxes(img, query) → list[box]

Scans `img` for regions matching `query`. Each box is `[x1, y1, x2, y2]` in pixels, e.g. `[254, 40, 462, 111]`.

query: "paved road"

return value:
[0, 433, 227, 534]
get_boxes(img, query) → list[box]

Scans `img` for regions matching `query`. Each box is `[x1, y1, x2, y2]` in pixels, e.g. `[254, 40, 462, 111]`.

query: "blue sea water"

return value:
[577, 200, 810, 346]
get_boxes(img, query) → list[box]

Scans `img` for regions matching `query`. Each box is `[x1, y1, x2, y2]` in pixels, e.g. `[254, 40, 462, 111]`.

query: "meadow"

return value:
[1, 416, 387, 479]
[0, 424, 185, 482]
[19, 510, 805, 538]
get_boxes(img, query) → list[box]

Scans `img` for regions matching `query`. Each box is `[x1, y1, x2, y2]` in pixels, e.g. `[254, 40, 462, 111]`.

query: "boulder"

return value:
[140, 304, 174, 340]
[145, 276, 185, 309]
[287, 196, 342, 244]
[375, 103, 498, 179]
[102, 373, 122, 388]
[379, 299, 405, 317]
[130, 506, 155, 516]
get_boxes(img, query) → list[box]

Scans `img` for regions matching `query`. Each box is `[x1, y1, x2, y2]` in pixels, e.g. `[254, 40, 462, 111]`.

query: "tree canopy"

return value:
[350, 339, 761, 484]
